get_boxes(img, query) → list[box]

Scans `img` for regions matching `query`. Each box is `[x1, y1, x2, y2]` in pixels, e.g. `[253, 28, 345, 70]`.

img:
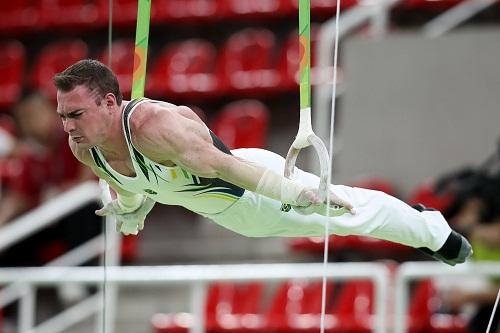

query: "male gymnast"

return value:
[53, 59, 472, 266]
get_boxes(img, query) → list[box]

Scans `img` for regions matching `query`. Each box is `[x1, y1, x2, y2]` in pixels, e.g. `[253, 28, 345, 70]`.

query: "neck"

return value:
[96, 103, 129, 161]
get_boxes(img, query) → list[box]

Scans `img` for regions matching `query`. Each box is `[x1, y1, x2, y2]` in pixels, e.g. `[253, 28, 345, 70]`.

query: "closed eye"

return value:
[59, 110, 84, 120]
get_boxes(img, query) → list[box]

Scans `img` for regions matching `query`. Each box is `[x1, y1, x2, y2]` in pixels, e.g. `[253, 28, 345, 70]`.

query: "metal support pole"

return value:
[19, 286, 36, 333]
[189, 282, 207, 333]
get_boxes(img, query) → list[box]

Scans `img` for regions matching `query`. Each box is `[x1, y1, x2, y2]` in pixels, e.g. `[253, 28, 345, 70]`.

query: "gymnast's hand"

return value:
[95, 197, 156, 235]
[294, 187, 356, 216]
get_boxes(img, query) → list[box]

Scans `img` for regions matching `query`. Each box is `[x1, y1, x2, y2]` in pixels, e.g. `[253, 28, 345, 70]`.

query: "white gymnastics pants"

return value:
[202, 148, 452, 252]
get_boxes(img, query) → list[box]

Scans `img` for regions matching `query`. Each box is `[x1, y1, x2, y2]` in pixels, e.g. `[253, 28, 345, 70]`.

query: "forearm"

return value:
[218, 156, 306, 205]
[102, 179, 145, 211]
[90, 166, 146, 213]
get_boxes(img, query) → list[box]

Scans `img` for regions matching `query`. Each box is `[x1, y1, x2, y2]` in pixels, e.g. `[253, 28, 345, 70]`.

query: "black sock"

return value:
[436, 230, 462, 260]
[418, 230, 462, 260]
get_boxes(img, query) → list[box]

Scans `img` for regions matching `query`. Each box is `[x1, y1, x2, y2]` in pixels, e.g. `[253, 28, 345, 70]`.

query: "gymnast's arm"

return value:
[68, 138, 145, 210]
[132, 104, 353, 211]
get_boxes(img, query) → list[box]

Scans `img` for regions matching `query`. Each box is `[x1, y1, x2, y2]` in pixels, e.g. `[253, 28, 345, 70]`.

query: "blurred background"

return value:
[0, 0, 499, 332]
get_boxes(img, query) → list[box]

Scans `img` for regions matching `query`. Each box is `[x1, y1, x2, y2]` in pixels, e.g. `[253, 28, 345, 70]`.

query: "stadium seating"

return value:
[333, 280, 374, 332]
[151, 39, 219, 100]
[39, 0, 103, 30]
[97, 0, 162, 27]
[267, 279, 334, 333]
[99, 39, 136, 99]
[0, 0, 41, 34]
[210, 100, 269, 149]
[408, 279, 469, 333]
[0, 41, 26, 110]
[30, 40, 89, 100]
[217, 29, 281, 95]
[407, 182, 455, 213]
[209, 282, 266, 333]
[155, 0, 222, 23]
[151, 282, 266, 333]
[220, 0, 292, 19]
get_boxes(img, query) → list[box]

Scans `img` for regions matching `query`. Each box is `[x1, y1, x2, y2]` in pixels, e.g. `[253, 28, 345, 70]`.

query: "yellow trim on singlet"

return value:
[198, 193, 240, 202]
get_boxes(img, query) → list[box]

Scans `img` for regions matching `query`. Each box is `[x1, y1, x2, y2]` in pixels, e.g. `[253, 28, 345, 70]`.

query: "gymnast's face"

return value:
[56, 85, 115, 149]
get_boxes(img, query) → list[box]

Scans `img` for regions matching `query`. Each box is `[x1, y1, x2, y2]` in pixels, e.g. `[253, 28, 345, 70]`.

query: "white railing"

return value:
[393, 261, 500, 333]
[0, 262, 390, 333]
[0, 182, 102, 252]
[0, 181, 121, 333]
[423, 0, 498, 38]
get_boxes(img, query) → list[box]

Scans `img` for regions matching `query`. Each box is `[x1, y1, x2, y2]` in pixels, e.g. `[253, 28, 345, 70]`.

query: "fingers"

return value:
[143, 198, 156, 211]
[120, 220, 144, 236]
[95, 201, 119, 217]
[116, 221, 123, 233]
[95, 207, 111, 217]
[327, 192, 356, 215]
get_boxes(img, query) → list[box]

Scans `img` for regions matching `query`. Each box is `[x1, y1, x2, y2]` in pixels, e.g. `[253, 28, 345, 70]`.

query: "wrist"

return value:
[117, 193, 144, 212]
[256, 169, 305, 205]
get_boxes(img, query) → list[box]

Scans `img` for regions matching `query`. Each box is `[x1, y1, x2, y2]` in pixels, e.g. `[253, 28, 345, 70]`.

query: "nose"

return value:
[62, 119, 75, 134]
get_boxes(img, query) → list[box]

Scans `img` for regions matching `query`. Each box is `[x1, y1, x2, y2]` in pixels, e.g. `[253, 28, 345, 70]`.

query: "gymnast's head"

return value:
[54, 59, 122, 106]
[53, 59, 123, 149]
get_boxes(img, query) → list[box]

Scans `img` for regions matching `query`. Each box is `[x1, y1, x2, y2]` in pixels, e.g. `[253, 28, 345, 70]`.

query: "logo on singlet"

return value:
[144, 189, 157, 195]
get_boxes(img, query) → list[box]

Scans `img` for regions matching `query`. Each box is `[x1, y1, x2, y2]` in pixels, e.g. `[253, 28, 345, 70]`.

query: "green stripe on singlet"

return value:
[90, 148, 122, 184]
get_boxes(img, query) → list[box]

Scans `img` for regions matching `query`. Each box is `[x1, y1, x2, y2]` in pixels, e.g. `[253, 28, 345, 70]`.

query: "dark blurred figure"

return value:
[435, 141, 500, 333]
[0, 91, 101, 269]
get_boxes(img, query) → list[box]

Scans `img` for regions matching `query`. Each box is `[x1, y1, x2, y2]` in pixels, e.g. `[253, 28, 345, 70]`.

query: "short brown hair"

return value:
[53, 59, 123, 105]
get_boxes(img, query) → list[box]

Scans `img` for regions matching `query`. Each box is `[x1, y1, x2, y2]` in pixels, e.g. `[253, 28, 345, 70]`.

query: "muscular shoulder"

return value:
[130, 102, 200, 130]
[129, 102, 179, 143]
[130, 102, 207, 159]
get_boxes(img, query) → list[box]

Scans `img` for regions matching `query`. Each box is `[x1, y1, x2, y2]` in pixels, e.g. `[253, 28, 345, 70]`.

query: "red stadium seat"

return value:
[155, 0, 222, 23]
[0, 41, 25, 109]
[97, 0, 160, 28]
[217, 29, 281, 95]
[407, 182, 454, 213]
[152, 282, 266, 333]
[210, 100, 269, 149]
[151, 39, 219, 100]
[211, 282, 266, 333]
[99, 39, 136, 99]
[267, 279, 334, 333]
[30, 40, 89, 100]
[350, 177, 398, 197]
[220, 0, 292, 19]
[407, 279, 469, 333]
[39, 0, 103, 31]
[408, 279, 438, 332]
[0, 0, 41, 34]
[332, 280, 374, 332]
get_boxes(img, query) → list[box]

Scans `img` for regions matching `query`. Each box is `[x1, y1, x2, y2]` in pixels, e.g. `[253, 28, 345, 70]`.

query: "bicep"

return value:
[173, 139, 229, 178]
[174, 141, 266, 192]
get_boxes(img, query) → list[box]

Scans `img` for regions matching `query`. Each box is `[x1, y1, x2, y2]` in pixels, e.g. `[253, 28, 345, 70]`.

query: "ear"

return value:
[104, 93, 117, 108]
